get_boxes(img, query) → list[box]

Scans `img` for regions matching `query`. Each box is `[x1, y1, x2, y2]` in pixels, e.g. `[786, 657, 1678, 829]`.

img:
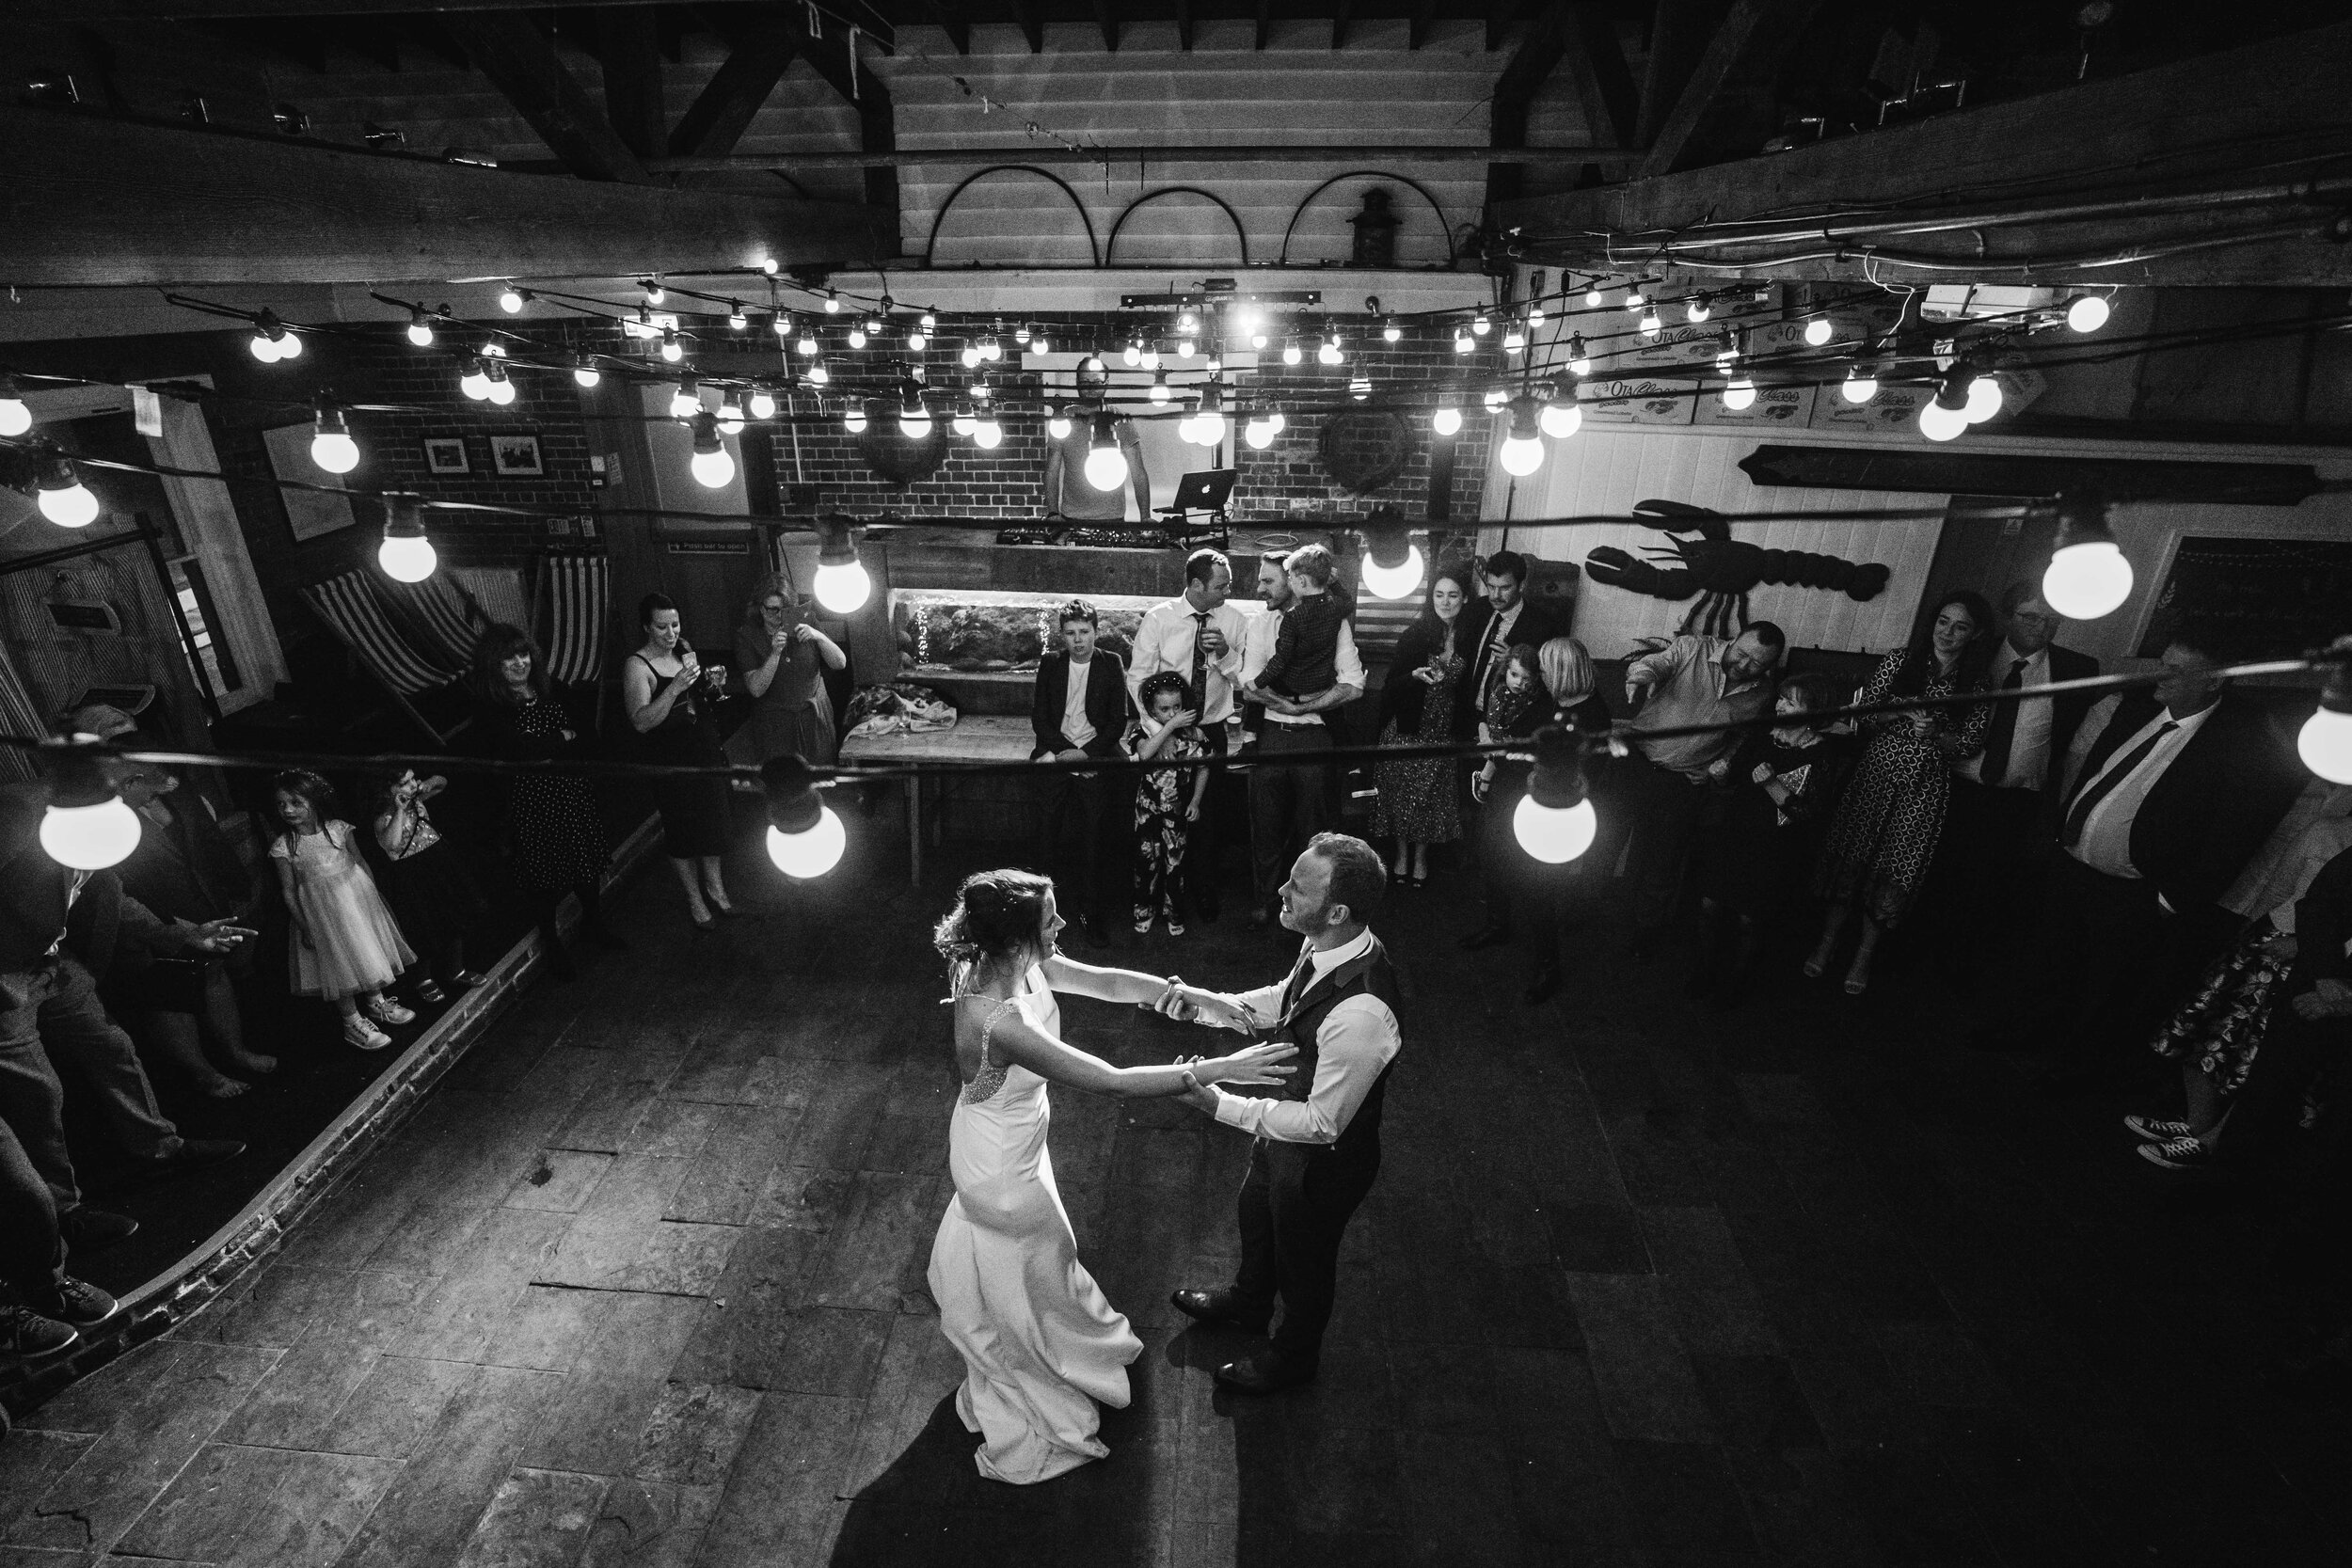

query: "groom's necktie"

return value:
[1190, 610, 1211, 711]
[1278, 946, 1315, 1022]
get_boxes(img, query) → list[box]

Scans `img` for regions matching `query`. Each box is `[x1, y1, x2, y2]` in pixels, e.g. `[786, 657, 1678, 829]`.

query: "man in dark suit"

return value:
[1460, 549, 1567, 725]
[1937, 581, 2101, 982]
[1031, 598, 1133, 948]
[2005, 632, 2304, 1091]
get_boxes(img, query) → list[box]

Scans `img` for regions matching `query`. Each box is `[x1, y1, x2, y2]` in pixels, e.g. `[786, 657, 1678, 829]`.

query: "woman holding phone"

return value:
[624, 593, 735, 929]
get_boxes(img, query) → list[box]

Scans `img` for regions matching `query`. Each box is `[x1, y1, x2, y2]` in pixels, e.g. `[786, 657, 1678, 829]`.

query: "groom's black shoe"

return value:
[1214, 1350, 1314, 1395]
[1169, 1288, 1271, 1335]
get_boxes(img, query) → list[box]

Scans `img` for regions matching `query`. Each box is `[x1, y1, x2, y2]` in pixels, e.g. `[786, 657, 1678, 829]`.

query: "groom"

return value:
[1157, 832, 1401, 1393]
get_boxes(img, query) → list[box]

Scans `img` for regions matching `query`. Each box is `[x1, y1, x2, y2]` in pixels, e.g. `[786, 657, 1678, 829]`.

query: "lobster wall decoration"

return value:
[1582, 499, 1894, 639]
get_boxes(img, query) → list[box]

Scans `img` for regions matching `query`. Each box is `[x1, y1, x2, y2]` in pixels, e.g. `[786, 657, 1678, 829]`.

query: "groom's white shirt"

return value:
[1200, 928, 1401, 1145]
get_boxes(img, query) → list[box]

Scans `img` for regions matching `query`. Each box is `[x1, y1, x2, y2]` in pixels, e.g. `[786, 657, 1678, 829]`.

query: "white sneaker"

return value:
[1134, 917, 1154, 934]
[2123, 1114, 2196, 1141]
[365, 997, 415, 1026]
[342, 1016, 392, 1052]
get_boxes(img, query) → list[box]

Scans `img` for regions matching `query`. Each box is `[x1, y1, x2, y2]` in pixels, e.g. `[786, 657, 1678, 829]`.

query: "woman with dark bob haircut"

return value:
[469, 622, 622, 975]
[925, 867, 1295, 1484]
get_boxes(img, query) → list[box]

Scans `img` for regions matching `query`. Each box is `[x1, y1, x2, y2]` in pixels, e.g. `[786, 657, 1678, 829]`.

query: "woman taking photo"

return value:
[1807, 591, 1996, 994]
[727, 574, 846, 768]
[1371, 565, 1473, 888]
[624, 593, 736, 930]
[469, 623, 621, 977]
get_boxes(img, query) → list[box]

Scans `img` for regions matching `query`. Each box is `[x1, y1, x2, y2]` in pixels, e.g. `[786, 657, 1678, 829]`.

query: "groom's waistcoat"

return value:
[1273, 936, 1401, 1168]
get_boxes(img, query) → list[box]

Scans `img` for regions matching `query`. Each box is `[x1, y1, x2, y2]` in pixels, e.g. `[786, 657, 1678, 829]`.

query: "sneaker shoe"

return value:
[343, 1016, 393, 1052]
[365, 997, 415, 1027]
[1167, 919, 1186, 937]
[50, 1276, 118, 1325]
[2124, 1115, 2197, 1141]
[2138, 1135, 2214, 1171]
[58, 1207, 138, 1252]
[0, 1304, 77, 1359]
[1135, 917, 1154, 935]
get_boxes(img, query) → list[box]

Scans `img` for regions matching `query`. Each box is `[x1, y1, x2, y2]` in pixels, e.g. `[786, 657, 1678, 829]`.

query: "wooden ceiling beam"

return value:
[926, 1, 972, 55]
[1485, 0, 1572, 209]
[1408, 0, 1438, 51]
[1255, 0, 1270, 52]
[1176, 0, 1194, 53]
[1094, 0, 1119, 53]
[0, 102, 889, 285]
[596, 6, 664, 162]
[440, 10, 650, 182]
[664, 18, 794, 160]
[1011, 0, 1044, 55]
[1331, 0, 1356, 51]
[1495, 21, 2352, 289]
[1636, 0, 1821, 178]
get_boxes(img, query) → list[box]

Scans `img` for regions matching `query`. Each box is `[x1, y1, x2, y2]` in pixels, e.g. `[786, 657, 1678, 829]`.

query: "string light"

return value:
[2067, 293, 2111, 333]
[1723, 373, 1757, 412]
[641, 279, 666, 306]
[2041, 495, 2133, 620]
[1176, 337, 1196, 358]
[716, 396, 745, 436]
[248, 311, 298, 362]
[458, 358, 492, 401]
[1282, 339, 1303, 367]
[1318, 332, 1344, 367]
[973, 411, 1004, 450]
[1244, 409, 1280, 449]
[1431, 400, 1462, 436]
[1804, 316, 1835, 347]
[1250, 327, 1270, 351]
[1031, 332, 1053, 355]
[1538, 385, 1582, 439]
[1502, 320, 1527, 354]
[1383, 319, 1403, 343]
[1498, 398, 1545, 477]
[812, 515, 870, 613]
[763, 756, 847, 879]
[1359, 520, 1425, 601]
[1624, 288, 1645, 313]
[980, 326, 1003, 362]
[2298, 648, 2352, 784]
[310, 400, 359, 474]
[1638, 305, 1662, 338]
[1451, 328, 1471, 356]
[660, 330, 685, 363]
[35, 455, 100, 528]
[1585, 281, 1606, 307]
[907, 325, 929, 352]
[38, 740, 141, 871]
[1566, 335, 1592, 376]
[377, 494, 437, 583]
[899, 384, 931, 439]
[1527, 300, 1546, 326]
[572, 353, 601, 388]
[1149, 368, 1170, 404]
[1046, 404, 1072, 440]
[1084, 413, 1129, 492]
[670, 379, 702, 419]
[725, 302, 745, 331]
[1140, 345, 1160, 372]
[1123, 339, 1142, 367]
[405, 307, 437, 347]
[823, 290, 841, 313]
[1686, 297, 1711, 324]
[689, 412, 736, 488]
[797, 324, 820, 356]
[804, 359, 830, 386]
[1840, 362, 1878, 404]
[1472, 310, 1492, 337]
[951, 402, 977, 437]
[747, 383, 777, 420]
[1918, 376, 1971, 441]
[774, 312, 793, 341]
[843, 402, 867, 434]
[1516, 728, 1597, 863]
[499, 286, 528, 313]
[0, 373, 28, 437]
[485, 362, 516, 405]
[848, 322, 868, 349]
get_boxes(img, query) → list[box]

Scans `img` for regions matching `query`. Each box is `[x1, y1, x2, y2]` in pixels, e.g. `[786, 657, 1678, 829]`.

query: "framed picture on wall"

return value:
[422, 436, 469, 475]
[491, 433, 545, 477]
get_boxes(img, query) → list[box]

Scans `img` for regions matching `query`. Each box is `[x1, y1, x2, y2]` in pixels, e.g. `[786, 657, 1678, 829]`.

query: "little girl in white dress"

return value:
[268, 769, 416, 1052]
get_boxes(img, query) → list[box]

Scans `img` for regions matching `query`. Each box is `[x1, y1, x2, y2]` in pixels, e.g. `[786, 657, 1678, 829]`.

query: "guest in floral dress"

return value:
[1129, 673, 1209, 937]
[1808, 592, 1995, 994]
[1372, 566, 1475, 887]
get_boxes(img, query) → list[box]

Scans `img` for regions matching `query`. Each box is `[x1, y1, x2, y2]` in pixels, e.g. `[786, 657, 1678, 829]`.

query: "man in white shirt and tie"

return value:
[1155, 833, 1399, 1393]
[1239, 551, 1364, 928]
[1128, 550, 1248, 921]
[2000, 631, 2300, 1091]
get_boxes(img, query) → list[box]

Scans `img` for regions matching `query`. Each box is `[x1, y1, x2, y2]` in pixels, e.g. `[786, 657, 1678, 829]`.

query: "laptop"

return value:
[1158, 468, 1237, 516]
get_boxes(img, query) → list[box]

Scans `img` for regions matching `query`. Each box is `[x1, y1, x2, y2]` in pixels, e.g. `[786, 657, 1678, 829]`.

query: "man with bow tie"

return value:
[1153, 832, 1400, 1393]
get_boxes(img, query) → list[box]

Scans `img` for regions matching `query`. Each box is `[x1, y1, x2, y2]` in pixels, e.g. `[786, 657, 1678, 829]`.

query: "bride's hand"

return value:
[1200, 1041, 1297, 1086]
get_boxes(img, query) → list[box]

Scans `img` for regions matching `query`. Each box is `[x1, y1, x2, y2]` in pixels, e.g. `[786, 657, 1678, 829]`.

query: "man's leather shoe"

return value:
[1215, 1351, 1314, 1394]
[147, 1137, 246, 1172]
[59, 1207, 138, 1252]
[1457, 924, 1512, 952]
[1169, 1288, 1271, 1335]
[1523, 969, 1563, 1006]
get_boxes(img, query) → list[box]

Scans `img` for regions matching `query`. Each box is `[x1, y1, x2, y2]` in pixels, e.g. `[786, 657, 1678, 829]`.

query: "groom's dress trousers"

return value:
[1208, 930, 1401, 1370]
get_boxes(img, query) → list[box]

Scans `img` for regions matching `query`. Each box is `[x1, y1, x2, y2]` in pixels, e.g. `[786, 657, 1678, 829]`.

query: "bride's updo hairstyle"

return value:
[935, 869, 1056, 994]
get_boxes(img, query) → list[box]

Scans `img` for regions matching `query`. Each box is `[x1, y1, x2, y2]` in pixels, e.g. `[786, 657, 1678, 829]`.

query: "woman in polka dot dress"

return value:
[470, 624, 623, 978]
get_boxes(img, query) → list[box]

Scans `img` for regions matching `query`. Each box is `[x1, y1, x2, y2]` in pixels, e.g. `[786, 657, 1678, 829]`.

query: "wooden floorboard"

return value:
[9, 828, 2350, 1568]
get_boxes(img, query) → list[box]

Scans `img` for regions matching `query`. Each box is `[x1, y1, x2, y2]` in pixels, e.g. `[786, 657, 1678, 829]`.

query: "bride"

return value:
[929, 868, 1295, 1484]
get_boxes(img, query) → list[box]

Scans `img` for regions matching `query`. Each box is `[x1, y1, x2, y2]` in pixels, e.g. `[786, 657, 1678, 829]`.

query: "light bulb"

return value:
[1318, 341, 1343, 366]
[774, 314, 793, 339]
[1499, 435, 1545, 477]
[1383, 320, 1402, 342]
[900, 406, 931, 439]
[1528, 303, 1545, 325]
[1804, 317, 1833, 346]
[1359, 543, 1425, 602]
[1123, 343, 1142, 366]
[960, 345, 981, 369]
[248, 332, 281, 362]
[1918, 397, 1969, 441]
[1472, 312, 1491, 336]
[1015, 325, 1032, 344]
[981, 339, 1002, 363]
[1267, 413, 1285, 436]
[1585, 285, 1605, 307]
[1251, 331, 1269, 350]
[643, 280, 666, 305]
[574, 363, 601, 388]
[2298, 704, 2352, 784]
[952, 408, 977, 436]
[1032, 335, 1052, 355]
[1047, 412, 1073, 440]
[1624, 290, 1644, 309]
[405, 316, 436, 348]
[1638, 309, 1661, 337]
[974, 418, 1003, 450]
[1686, 298, 1711, 323]
[1177, 339, 1195, 358]
[1539, 400, 1581, 439]
[2067, 294, 2111, 333]
[1432, 405, 1461, 436]
[799, 332, 819, 356]
[1452, 332, 1472, 356]
[459, 365, 491, 400]
[1502, 325, 1527, 353]
[1514, 794, 1597, 863]
[908, 331, 928, 351]
[766, 809, 847, 879]
[499, 287, 524, 313]
[921, 311, 937, 329]
[377, 531, 437, 583]
[761, 259, 779, 275]
[40, 797, 142, 871]
[823, 293, 840, 313]
[2042, 540, 2132, 620]
[805, 362, 829, 386]
[748, 388, 776, 420]
[1282, 341, 1303, 366]
[691, 447, 736, 487]
[1963, 373, 2003, 423]
[310, 430, 359, 473]
[1149, 377, 1169, 405]
[718, 401, 744, 436]
[844, 405, 867, 434]
[848, 325, 867, 349]
[39, 481, 100, 529]
[660, 336, 684, 363]
[1723, 376, 1756, 411]
[730, 307, 749, 331]
[0, 397, 27, 437]
[670, 386, 700, 419]
[1245, 415, 1277, 449]
[813, 560, 871, 614]
[1567, 337, 1592, 376]
[1841, 366, 1878, 404]
[485, 376, 516, 406]
[1085, 445, 1129, 492]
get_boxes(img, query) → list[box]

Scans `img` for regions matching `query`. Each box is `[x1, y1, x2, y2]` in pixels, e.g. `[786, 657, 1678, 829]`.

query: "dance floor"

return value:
[4, 833, 2347, 1568]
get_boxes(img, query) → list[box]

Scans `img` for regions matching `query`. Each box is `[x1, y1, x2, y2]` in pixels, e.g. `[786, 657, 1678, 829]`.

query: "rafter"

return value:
[1012, 0, 1044, 55]
[1331, 0, 1356, 51]
[1176, 0, 1194, 52]
[1486, 0, 1573, 208]
[1256, 0, 1271, 51]
[1638, 0, 1821, 178]
[926, 0, 971, 55]
[1409, 0, 1438, 51]
[441, 11, 649, 182]
[596, 6, 663, 161]
[665, 19, 794, 160]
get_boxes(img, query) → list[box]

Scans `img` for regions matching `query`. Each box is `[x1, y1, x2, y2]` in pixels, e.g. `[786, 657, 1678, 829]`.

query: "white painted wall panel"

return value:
[1480, 426, 1947, 659]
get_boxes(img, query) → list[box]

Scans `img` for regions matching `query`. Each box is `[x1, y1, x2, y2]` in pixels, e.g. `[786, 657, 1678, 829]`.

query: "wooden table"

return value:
[838, 714, 1036, 887]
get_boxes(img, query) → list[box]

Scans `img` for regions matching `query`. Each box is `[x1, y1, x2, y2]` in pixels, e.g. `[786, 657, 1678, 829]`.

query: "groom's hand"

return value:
[1175, 1069, 1218, 1115]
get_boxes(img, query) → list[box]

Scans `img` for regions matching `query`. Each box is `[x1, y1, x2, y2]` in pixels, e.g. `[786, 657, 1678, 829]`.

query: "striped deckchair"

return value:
[298, 569, 469, 744]
[376, 570, 488, 669]
[534, 550, 612, 731]
[450, 563, 531, 639]
[0, 642, 47, 782]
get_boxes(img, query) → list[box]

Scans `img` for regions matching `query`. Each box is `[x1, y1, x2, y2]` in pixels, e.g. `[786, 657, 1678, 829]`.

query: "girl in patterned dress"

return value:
[1807, 592, 1996, 994]
[269, 769, 417, 1053]
[1130, 672, 1209, 937]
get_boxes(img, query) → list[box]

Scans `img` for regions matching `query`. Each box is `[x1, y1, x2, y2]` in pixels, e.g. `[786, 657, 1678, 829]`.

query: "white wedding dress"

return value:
[927, 969, 1142, 1483]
